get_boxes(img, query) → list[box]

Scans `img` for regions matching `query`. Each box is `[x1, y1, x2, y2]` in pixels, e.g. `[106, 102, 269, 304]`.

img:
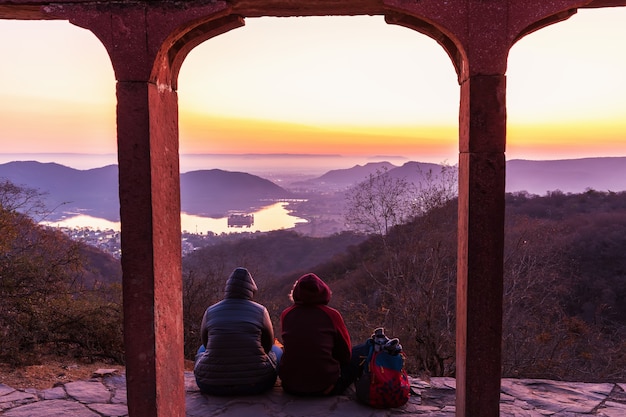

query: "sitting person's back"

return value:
[194, 267, 279, 396]
[278, 273, 352, 396]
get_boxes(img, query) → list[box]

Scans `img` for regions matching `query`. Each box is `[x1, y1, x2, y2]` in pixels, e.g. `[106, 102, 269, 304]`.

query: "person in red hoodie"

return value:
[278, 273, 354, 396]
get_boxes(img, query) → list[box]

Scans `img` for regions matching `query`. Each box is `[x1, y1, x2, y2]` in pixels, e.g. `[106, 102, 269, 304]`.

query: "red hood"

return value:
[291, 273, 331, 305]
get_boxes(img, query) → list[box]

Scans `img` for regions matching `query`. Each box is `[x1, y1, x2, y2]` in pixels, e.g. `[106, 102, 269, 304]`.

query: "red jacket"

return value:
[278, 273, 352, 394]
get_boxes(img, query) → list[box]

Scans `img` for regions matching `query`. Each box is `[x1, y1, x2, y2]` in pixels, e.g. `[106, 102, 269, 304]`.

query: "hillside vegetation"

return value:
[0, 181, 123, 366]
[183, 189, 626, 382]
[2, 178, 625, 382]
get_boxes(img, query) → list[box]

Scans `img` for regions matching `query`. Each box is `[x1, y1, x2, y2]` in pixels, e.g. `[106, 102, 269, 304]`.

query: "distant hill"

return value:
[0, 161, 119, 220]
[506, 157, 626, 195]
[180, 169, 293, 217]
[0, 162, 293, 221]
[289, 161, 397, 190]
[385, 161, 453, 183]
[288, 160, 447, 191]
[291, 157, 626, 195]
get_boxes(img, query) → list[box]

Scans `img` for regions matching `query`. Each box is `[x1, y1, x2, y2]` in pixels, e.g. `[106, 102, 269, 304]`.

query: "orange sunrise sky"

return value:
[0, 9, 625, 164]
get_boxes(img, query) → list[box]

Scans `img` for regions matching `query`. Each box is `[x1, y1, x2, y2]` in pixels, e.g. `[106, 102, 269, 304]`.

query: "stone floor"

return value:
[0, 370, 625, 416]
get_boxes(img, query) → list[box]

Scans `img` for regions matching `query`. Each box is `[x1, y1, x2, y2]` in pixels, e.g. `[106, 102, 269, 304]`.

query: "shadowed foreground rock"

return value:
[0, 370, 624, 417]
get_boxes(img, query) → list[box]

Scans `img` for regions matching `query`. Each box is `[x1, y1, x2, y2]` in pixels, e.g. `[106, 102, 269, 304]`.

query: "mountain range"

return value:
[290, 160, 445, 191]
[0, 157, 624, 222]
[506, 157, 626, 195]
[298, 157, 626, 195]
[0, 161, 293, 221]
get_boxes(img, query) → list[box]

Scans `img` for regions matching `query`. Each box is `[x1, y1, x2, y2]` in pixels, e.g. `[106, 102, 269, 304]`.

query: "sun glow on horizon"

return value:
[179, 112, 458, 161]
[0, 10, 624, 161]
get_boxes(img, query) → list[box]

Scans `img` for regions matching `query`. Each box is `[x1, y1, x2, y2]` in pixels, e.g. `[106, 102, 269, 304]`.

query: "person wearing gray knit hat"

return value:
[194, 267, 282, 395]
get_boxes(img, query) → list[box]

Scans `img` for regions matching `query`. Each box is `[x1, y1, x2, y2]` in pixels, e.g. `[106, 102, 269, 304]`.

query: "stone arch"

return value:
[151, 14, 245, 90]
[2, 2, 626, 417]
[384, 12, 468, 82]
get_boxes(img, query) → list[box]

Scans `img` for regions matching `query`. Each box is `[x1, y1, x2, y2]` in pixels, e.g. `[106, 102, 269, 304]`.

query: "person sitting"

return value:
[278, 272, 353, 396]
[194, 267, 282, 396]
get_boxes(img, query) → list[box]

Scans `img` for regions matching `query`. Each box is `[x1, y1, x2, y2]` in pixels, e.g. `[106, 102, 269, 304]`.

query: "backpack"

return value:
[355, 329, 411, 408]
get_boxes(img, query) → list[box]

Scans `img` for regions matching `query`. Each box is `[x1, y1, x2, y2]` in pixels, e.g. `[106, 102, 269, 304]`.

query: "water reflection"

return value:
[42, 202, 307, 234]
[181, 202, 307, 234]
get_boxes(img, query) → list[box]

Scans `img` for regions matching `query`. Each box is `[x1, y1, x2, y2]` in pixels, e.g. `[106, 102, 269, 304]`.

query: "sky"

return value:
[0, 8, 625, 165]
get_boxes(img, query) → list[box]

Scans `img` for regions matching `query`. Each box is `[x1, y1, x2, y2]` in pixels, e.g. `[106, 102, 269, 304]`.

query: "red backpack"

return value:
[355, 333, 411, 408]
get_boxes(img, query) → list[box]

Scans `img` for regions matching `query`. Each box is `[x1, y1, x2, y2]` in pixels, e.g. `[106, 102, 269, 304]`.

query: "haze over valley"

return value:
[0, 155, 625, 237]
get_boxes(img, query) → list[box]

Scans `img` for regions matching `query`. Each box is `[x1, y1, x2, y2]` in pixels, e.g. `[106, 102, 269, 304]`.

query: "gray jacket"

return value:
[194, 268, 276, 387]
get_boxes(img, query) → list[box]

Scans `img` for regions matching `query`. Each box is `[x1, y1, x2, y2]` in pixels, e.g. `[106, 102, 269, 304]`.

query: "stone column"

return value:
[52, 3, 242, 414]
[456, 74, 506, 417]
[116, 79, 184, 417]
[56, 3, 240, 414]
[56, 5, 187, 416]
[383, 5, 507, 415]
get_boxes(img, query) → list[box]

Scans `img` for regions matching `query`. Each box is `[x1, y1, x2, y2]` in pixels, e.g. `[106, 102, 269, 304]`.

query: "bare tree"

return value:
[344, 163, 458, 236]
[412, 163, 458, 216]
[344, 166, 414, 236]
[342, 163, 459, 375]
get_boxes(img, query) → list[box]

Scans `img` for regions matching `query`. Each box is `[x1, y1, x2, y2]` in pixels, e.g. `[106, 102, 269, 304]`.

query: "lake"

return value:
[42, 202, 308, 235]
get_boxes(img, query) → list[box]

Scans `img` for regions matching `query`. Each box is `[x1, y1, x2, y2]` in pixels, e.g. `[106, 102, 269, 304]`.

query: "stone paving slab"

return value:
[0, 371, 624, 417]
[500, 379, 615, 414]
